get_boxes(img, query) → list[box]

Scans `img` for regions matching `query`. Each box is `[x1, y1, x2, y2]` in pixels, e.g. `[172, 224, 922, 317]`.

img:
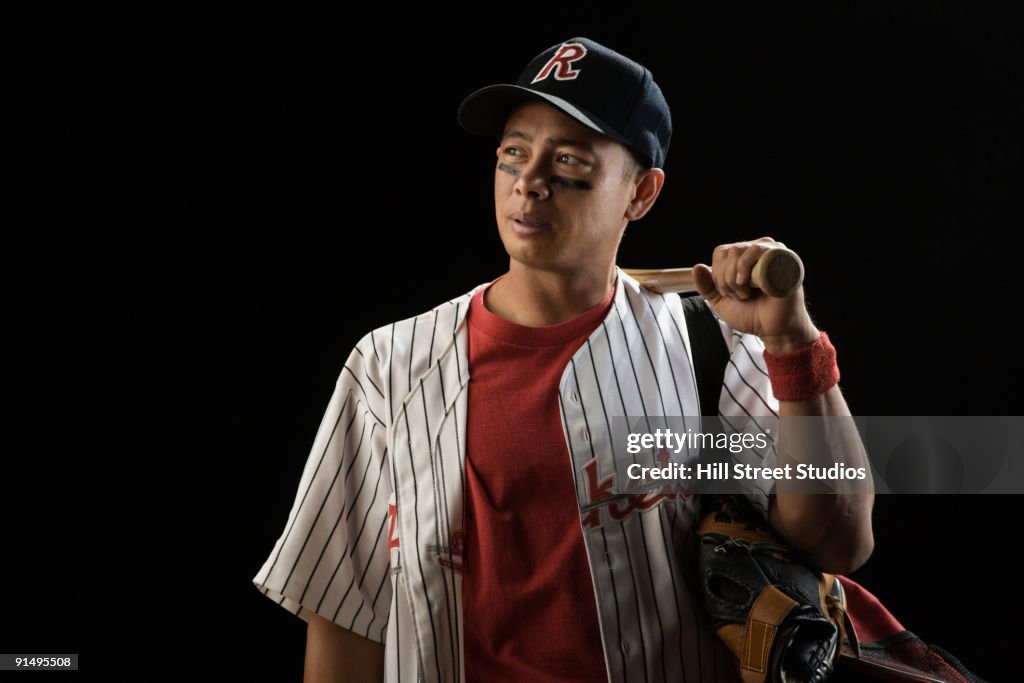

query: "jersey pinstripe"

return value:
[253, 269, 780, 683]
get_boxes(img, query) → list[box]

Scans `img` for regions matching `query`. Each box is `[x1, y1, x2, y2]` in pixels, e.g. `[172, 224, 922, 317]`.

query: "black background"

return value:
[16, 4, 1020, 680]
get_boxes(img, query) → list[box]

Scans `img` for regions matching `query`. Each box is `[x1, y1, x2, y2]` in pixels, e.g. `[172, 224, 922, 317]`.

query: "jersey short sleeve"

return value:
[252, 333, 393, 642]
[716, 318, 780, 515]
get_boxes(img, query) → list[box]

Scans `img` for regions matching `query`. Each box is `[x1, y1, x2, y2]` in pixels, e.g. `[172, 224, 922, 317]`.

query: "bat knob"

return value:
[751, 248, 805, 298]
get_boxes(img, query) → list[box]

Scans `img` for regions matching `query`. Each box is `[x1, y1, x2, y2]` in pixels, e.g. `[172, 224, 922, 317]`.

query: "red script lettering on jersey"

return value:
[580, 449, 693, 529]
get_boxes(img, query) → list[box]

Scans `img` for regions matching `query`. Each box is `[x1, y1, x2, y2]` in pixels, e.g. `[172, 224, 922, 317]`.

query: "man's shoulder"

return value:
[345, 285, 482, 384]
[361, 286, 478, 343]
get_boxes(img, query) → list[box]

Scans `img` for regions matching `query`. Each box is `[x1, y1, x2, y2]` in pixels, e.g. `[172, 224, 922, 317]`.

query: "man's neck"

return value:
[483, 263, 616, 327]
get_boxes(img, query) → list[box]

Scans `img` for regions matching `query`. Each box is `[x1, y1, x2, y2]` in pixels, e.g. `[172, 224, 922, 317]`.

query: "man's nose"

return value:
[514, 158, 552, 200]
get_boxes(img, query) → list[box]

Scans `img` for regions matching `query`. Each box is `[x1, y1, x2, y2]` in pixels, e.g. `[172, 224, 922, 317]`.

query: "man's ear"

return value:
[625, 168, 666, 221]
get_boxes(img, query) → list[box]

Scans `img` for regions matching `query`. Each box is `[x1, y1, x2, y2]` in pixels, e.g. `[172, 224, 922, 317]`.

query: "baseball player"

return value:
[253, 37, 874, 682]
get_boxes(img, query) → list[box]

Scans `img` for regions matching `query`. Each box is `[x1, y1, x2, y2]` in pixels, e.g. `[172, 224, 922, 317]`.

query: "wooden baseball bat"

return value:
[622, 247, 804, 298]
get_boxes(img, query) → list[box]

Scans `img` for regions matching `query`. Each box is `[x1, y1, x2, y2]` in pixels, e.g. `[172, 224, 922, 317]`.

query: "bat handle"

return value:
[750, 247, 805, 298]
[622, 247, 805, 298]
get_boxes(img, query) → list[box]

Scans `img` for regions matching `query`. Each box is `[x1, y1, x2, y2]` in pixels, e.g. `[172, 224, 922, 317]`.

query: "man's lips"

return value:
[509, 212, 552, 235]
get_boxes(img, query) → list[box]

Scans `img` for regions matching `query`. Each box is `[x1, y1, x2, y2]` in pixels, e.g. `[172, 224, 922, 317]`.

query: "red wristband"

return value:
[762, 331, 840, 401]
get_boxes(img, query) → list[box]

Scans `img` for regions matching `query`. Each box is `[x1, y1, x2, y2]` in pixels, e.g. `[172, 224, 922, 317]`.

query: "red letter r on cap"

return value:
[532, 43, 588, 83]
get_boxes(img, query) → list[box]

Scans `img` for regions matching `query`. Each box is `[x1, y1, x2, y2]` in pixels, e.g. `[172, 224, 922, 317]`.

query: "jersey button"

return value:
[620, 640, 631, 655]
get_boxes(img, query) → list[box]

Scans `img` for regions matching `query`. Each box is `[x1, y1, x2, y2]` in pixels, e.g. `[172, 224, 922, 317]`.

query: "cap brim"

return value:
[457, 84, 642, 161]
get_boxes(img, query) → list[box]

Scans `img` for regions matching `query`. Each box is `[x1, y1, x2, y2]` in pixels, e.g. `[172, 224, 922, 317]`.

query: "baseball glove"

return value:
[696, 496, 857, 683]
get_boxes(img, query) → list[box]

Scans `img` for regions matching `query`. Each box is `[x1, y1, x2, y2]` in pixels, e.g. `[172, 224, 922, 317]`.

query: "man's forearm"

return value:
[304, 613, 385, 683]
[769, 383, 875, 575]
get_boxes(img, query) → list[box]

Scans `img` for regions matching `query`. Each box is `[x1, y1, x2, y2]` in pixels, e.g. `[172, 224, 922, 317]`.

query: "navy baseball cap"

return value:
[458, 37, 672, 169]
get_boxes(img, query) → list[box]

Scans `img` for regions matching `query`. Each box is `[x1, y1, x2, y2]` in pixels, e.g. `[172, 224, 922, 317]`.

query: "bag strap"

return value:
[680, 295, 730, 417]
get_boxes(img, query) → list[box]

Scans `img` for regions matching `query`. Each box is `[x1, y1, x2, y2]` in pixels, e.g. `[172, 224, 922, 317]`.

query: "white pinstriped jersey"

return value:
[253, 269, 780, 683]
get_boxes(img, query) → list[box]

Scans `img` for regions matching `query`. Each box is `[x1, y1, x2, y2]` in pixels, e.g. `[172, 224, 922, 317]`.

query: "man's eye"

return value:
[556, 153, 579, 165]
[503, 147, 522, 157]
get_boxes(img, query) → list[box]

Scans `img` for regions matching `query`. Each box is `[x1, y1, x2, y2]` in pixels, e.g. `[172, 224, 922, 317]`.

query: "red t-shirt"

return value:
[463, 282, 616, 682]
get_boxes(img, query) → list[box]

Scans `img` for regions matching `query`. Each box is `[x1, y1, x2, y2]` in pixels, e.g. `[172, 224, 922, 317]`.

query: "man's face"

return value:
[494, 100, 641, 276]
